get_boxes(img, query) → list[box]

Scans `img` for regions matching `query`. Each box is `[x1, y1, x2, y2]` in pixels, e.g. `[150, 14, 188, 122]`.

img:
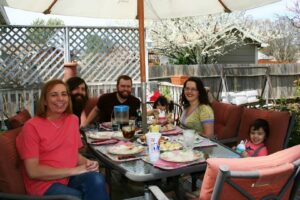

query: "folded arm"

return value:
[24, 154, 98, 180]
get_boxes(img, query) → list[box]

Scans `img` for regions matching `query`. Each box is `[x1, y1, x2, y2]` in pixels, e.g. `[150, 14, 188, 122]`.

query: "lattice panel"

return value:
[0, 26, 65, 88]
[0, 26, 140, 89]
[69, 27, 140, 83]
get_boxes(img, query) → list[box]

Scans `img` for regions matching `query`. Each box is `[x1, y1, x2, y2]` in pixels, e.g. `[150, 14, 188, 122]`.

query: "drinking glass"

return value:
[183, 129, 195, 151]
[129, 119, 135, 128]
[111, 112, 120, 131]
[111, 118, 120, 131]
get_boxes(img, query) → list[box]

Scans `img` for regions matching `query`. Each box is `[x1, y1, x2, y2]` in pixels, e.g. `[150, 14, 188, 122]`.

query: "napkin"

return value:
[153, 159, 203, 170]
[89, 139, 118, 145]
[116, 141, 132, 145]
[160, 126, 183, 135]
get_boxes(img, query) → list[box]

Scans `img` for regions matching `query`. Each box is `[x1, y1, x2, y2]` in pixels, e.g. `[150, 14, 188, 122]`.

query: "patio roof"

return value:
[0, 6, 9, 25]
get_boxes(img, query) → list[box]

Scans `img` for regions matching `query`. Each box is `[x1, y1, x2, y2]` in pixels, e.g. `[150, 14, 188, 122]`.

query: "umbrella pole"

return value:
[137, 0, 147, 134]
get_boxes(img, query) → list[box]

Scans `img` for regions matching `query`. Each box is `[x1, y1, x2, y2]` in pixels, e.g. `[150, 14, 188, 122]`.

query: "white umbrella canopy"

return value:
[2, 0, 279, 19]
[1, 0, 280, 132]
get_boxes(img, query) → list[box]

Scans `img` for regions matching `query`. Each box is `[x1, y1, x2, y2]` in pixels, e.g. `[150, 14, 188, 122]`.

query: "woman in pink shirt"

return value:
[16, 79, 109, 200]
[242, 119, 269, 157]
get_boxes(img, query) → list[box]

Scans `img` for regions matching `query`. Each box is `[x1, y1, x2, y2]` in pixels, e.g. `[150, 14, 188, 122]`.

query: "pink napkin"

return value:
[89, 139, 118, 145]
[153, 159, 203, 170]
[116, 141, 133, 145]
[160, 126, 183, 135]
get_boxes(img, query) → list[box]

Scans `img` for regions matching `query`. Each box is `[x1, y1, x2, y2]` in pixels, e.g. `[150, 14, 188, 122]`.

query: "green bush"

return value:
[294, 78, 300, 97]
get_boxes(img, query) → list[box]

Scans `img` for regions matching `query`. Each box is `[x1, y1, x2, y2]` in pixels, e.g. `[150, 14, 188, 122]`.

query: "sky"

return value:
[4, 0, 294, 26]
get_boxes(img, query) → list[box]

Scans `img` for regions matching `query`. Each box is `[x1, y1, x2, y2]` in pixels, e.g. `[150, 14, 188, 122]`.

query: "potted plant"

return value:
[170, 75, 188, 85]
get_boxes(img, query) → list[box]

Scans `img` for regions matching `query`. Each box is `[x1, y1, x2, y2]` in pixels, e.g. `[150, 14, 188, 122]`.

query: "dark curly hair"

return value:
[180, 77, 209, 108]
[66, 76, 89, 99]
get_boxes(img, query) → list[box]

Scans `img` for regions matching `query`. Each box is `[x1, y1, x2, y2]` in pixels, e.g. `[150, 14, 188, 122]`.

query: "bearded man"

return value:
[66, 77, 89, 125]
[82, 75, 140, 127]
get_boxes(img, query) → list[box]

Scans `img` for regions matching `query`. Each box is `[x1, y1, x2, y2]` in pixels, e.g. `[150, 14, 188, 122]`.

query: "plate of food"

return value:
[160, 124, 176, 132]
[107, 143, 145, 155]
[160, 140, 182, 151]
[87, 131, 114, 140]
[160, 150, 204, 163]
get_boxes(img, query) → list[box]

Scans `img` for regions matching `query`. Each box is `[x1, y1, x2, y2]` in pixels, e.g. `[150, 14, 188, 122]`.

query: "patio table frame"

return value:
[86, 131, 240, 199]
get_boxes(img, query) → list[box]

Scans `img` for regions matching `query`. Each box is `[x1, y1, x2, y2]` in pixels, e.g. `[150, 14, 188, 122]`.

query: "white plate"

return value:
[88, 131, 114, 140]
[160, 150, 204, 163]
[107, 144, 145, 155]
[176, 135, 204, 145]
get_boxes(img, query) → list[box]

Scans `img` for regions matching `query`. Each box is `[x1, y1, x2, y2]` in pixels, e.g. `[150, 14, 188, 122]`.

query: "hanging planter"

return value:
[170, 75, 189, 85]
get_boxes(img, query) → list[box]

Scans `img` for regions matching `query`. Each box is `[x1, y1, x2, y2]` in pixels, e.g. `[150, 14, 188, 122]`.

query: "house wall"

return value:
[216, 44, 257, 64]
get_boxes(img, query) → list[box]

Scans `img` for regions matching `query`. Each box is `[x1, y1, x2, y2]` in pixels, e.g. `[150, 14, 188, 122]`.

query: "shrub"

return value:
[294, 78, 300, 97]
[268, 99, 300, 147]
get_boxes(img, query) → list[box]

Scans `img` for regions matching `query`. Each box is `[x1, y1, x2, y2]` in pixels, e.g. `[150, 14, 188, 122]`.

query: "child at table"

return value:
[237, 118, 269, 157]
[147, 96, 174, 124]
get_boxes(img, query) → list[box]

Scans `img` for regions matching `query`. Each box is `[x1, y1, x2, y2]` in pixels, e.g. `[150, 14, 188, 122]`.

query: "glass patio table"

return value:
[84, 127, 240, 199]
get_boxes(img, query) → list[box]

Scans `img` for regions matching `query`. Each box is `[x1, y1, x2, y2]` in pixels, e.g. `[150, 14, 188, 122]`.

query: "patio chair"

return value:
[211, 100, 244, 144]
[6, 109, 31, 130]
[237, 107, 296, 154]
[0, 128, 80, 200]
[211, 159, 300, 200]
[173, 102, 183, 125]
[148, 145, 300, 200]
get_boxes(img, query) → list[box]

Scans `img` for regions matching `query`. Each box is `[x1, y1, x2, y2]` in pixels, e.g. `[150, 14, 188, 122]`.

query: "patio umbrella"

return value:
[1, 0, 280, 132]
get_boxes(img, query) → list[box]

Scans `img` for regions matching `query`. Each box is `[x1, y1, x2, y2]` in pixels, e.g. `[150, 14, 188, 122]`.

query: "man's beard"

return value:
[71, 94, 88, 118]
[117, 90, 130, 99]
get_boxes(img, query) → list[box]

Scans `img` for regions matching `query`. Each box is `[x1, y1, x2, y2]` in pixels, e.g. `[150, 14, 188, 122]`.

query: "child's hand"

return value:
[241, 151, 249, 158]
[232, 146, 236, 150]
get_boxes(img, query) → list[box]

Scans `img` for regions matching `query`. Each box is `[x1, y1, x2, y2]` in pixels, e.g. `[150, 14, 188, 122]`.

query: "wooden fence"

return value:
[149, 63, 300, 99]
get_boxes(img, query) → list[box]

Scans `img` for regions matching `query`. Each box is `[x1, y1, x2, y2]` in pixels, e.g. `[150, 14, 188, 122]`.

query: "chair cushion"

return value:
[8, 109, 31, 129]
[0, 128, 26, 194]
[211, 101, 243, 140]
[199, 144, 300, 200]
[237, 108, 290, 154]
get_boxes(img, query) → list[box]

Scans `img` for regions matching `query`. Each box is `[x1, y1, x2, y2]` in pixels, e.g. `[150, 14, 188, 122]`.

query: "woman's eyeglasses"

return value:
[184, 87, 198, 92]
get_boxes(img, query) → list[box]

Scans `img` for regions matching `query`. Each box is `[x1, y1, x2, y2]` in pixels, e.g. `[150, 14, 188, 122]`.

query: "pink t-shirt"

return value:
[245, 142, 268, 157]
[16, 114, 83, 196]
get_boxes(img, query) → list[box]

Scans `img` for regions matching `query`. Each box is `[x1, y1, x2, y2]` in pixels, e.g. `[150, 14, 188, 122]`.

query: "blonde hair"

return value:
[36, 79, 73, 118]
